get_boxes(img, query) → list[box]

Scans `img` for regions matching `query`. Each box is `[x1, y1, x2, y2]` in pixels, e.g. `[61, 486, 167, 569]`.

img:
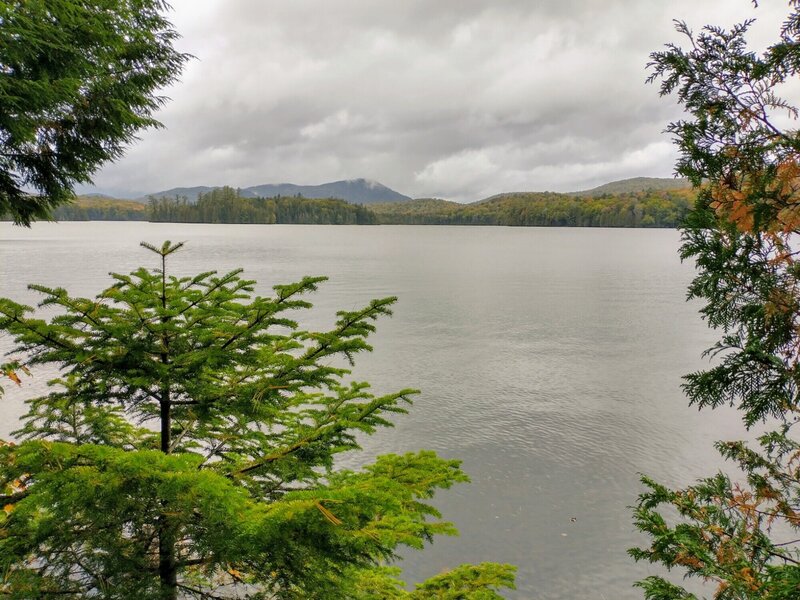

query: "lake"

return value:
[0, 222, 744, 599]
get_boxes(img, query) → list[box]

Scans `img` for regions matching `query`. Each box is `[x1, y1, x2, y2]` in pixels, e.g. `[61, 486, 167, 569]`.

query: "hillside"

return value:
[52, 196, 147, 221]
[71, 195, 146, 208]
[373, 188, 694, 227]
[369, 199, 464, 224]
[571, 176, 690, 196]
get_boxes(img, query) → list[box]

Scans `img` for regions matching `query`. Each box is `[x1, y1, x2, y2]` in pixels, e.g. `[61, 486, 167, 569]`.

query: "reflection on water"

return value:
[0, 223, 744, 599]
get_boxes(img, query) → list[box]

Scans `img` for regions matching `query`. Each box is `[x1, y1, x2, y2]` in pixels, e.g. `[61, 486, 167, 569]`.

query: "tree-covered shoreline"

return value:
[149, 186, 377, 225]
[371, 189, 693, 227]
[10, 185, 695, 228]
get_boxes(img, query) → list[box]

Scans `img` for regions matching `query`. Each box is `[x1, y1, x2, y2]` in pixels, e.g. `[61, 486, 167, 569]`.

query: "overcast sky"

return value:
[78, 0, 791, 202]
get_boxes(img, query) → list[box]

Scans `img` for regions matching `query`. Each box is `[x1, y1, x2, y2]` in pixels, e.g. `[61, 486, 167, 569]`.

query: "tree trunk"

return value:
[158, 251, 177, 598]
[159, 390, 177, 598]
[160, 395, 171, 454]
[158, 524, 178, 600]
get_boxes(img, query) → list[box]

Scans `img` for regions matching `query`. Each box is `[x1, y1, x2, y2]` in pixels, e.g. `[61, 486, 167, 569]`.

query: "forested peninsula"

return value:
[43, 184, 694, 227]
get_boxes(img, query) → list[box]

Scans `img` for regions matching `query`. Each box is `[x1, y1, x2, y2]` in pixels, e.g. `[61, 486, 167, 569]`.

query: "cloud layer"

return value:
[79, 0, 790, 201]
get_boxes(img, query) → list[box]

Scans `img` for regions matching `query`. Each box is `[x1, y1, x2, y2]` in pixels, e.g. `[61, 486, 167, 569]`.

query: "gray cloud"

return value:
[79, 0, 791, 201]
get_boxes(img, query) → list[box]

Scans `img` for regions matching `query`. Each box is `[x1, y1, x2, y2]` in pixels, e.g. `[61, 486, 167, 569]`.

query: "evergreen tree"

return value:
[0, 0, 189, 225]
[630, 3, 800, 598]
[0, 241, 514, 599]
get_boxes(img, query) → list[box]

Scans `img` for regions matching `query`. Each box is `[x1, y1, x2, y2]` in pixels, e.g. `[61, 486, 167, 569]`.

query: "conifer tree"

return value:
[0, 0, 189, 225]
[0, 241, 514, 599]
[630, 3, 800, 598]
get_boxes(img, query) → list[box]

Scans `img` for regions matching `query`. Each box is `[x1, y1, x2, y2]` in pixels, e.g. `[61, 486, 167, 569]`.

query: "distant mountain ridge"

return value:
[93, 176, 691, 206]
[142, 179, 411, 204]
[47, 176, 696, 227]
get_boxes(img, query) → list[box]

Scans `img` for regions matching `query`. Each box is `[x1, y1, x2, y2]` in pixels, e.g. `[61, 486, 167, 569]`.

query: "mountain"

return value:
[141, 186, 217, 202]
[244, 179, 410, 204]
[143, 179, 410, 204]
[570, 176, 691, 196]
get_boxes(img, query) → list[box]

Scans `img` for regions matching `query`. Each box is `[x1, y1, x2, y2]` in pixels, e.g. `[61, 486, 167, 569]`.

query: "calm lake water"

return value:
[0, 222, 745, 599]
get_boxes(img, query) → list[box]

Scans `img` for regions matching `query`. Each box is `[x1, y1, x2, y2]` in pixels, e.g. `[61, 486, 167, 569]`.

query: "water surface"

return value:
[0, 223, 744, 599]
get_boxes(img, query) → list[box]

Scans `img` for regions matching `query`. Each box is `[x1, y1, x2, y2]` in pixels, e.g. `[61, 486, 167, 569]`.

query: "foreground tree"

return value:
[0, 1, 189, 225]
[0, 241, 514, 599]
[630, 2, 800, 598]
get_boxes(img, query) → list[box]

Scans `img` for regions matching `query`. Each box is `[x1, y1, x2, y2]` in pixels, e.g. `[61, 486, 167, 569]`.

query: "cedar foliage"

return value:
[0, 241, 514, 599]
[630, 3, 800, 598]
[0, 0, 189, 225]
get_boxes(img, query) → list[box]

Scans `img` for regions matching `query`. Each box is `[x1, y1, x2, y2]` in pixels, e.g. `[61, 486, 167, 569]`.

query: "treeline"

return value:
[148, 186, 377, 224]
[32, 196, 148, 221]
[52, 202, 147, 221]
[371, 189, 694, 227]
[32, 186, 694, 228]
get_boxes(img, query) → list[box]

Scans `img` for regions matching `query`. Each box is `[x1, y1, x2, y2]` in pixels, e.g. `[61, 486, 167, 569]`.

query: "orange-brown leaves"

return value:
[3, 369, 21, 386]
[774, 158, 800, 200]
[737, 567, 761, 592]
[774, 157, 800, 232]
[728, 487, 758, 520]
[716, 540, 736, 566]
[2, 364, 30, 387]
[709, 156, 800, 234]
[674, 552, 704, 569]
[764, 287, 798, 323]
[711, 184, 755, 232]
